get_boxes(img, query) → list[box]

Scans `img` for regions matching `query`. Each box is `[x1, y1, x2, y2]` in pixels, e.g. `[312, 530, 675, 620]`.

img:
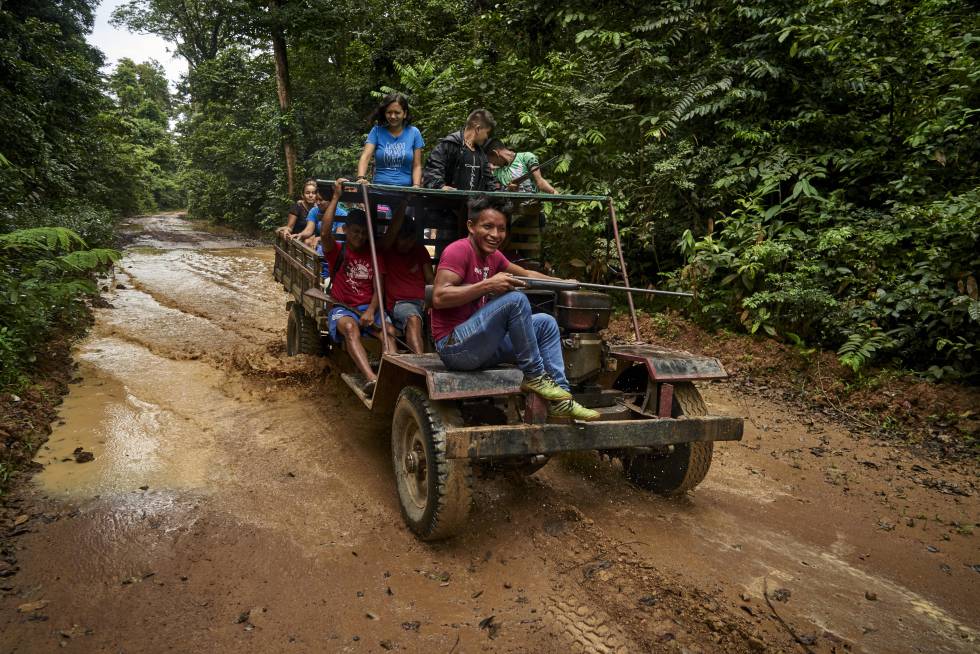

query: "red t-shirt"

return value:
[430, 238, 510, 342]
[382, 243, 431, 310]
[324, 241, 383, 306]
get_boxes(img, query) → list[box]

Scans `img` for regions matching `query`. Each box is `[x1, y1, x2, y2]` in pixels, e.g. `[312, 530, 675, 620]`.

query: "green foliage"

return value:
[838, 328, 893, 374]
[1, 1, 181, 216]
[0, 0, 105, 206]
[0, 226, 119, 389]
[178, 47, 282, 227]
[104, 58, 185, 211]
[0, 203, 118, 249]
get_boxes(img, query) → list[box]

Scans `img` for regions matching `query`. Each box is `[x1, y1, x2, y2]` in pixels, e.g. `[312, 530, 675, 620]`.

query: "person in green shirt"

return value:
[486, 140, 558, 194]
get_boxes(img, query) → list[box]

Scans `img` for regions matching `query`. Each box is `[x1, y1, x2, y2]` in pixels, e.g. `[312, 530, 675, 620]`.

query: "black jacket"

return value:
[422, 130, 496, 191]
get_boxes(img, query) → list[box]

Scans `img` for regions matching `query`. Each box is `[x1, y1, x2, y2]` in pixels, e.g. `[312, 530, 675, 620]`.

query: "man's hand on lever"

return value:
[482, 272, 526, 295]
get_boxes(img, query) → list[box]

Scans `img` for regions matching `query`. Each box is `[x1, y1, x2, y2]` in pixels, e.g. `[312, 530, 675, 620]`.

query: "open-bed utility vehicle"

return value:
[274, 181, 743, 540]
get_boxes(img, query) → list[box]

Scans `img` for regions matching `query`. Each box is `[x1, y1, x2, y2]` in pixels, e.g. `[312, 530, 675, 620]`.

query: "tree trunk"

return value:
[270, 0, 296, 199]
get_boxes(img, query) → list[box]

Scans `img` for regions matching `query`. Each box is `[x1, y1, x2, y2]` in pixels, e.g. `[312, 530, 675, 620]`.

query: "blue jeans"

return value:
[435, 292, 570, 390]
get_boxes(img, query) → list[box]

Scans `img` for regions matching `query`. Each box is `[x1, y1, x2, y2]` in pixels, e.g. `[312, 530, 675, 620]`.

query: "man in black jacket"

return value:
[422, 109, 497, 191]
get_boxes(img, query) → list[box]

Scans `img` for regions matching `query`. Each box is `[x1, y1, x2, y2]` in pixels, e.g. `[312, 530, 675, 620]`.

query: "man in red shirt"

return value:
[430, 195, 599, 420]
[321, 179, 396, 395]
[381, 206, 433, 354]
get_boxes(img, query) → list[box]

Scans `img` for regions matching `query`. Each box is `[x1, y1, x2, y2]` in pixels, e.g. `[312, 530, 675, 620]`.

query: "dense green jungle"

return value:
[2, 0, 978, 394]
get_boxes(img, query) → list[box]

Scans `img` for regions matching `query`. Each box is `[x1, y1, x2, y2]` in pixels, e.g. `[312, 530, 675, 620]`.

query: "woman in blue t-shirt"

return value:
[356, 93, 425, 187]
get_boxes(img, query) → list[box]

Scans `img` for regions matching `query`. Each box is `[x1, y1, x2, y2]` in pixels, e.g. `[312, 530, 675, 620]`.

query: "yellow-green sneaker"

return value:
[549, 399, 601, 421]
[520, 373, 572, 401]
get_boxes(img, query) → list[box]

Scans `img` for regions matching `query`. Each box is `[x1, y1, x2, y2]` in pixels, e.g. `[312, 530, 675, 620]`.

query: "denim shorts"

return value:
[327, 304, 388, 342]
[391, 300, 424, 331]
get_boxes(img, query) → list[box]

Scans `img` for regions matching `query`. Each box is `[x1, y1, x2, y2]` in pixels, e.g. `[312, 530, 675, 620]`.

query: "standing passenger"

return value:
[357, 93, 424, 188]
[422, 109, 497, 191]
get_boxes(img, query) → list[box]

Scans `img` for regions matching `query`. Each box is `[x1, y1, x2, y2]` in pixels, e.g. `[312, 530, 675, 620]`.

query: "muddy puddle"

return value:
[2, 213, 977, 653]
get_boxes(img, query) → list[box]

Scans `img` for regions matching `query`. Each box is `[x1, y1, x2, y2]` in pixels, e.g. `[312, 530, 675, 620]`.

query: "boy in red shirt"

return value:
[381, 205, 433, 354]
[321, 179, 396, 395]
[430, 195, 598, 420]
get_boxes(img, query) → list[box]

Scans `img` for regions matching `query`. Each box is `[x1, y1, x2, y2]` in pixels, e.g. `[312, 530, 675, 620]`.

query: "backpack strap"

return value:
[325, 240, 347, 296]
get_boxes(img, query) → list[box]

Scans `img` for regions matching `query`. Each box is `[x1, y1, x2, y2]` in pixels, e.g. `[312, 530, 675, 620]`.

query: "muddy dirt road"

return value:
[2, 214, 977, 653]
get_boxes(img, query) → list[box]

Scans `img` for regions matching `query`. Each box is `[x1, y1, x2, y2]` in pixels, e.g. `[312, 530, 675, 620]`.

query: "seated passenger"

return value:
[430, 195, 599, 420]
[300, 195, 348, 251]
[278, 179, 318, 237]
[320, 179, 396, 395]
[380, 203, 433, 354]
[485, 140, 558, 194]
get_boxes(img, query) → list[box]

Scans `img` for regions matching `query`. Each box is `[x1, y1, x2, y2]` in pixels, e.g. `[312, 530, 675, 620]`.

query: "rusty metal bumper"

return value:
[444, 416, 743, 459]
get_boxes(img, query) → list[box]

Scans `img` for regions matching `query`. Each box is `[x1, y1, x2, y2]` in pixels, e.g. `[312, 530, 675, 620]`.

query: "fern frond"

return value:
[59, 248, 120, 271]
[0, 227, 87, 253]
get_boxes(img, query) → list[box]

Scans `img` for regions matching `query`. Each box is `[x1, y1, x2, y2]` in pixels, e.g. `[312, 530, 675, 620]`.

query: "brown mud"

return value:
[603, 313, 979, 460]
[1, 213, 977, 653]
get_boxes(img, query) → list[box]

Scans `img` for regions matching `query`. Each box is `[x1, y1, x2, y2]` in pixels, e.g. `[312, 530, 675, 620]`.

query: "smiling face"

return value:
[467, 208, 507, 257]
[384, 101, 406, 130]
[345, 222, 367, 250]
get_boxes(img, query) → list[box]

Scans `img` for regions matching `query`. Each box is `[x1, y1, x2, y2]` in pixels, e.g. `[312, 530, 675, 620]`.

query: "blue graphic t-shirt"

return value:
[367, 124, 425, 186]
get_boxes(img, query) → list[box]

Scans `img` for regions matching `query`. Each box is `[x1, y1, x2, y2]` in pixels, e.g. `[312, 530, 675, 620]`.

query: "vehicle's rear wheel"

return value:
[286, 303, 320, 356]
[622, 382, 714, 495]
[391, 386, 472, 540]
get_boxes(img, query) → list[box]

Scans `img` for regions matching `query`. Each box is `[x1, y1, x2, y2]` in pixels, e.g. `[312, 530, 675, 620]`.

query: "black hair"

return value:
[465, 109, 496, 131]
[467, 194, 512, 222]
[484, 138, 509, 154]
[369, 93, 412, 127]
[345, 208, 367, 227]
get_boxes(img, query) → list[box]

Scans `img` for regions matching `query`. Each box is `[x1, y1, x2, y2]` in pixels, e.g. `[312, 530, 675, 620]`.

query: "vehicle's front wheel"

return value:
[391, 387, 472, 540]
[622, 382, 714, 495]
[286, 303, 320, 356]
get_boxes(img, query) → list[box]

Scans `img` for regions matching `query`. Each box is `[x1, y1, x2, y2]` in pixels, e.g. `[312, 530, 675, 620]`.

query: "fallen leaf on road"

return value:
[13, 515, 28, 526]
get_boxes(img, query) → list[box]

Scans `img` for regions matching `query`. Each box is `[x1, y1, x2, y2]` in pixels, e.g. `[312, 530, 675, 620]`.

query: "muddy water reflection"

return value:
[36, 216, 283, 499]
[36, 343, 221, 496]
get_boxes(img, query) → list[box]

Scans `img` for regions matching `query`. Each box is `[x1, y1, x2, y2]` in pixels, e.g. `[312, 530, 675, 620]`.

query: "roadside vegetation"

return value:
[1, 2, 183, 485]
[1, 2, 182, 387]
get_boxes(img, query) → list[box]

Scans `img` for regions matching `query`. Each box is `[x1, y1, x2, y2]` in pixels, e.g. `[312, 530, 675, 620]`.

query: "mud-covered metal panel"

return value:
[609, 344, 728, 381]
[444, 415, 743, 459]
[372, 359, 424, 415]
[383, 353, 523, 400]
